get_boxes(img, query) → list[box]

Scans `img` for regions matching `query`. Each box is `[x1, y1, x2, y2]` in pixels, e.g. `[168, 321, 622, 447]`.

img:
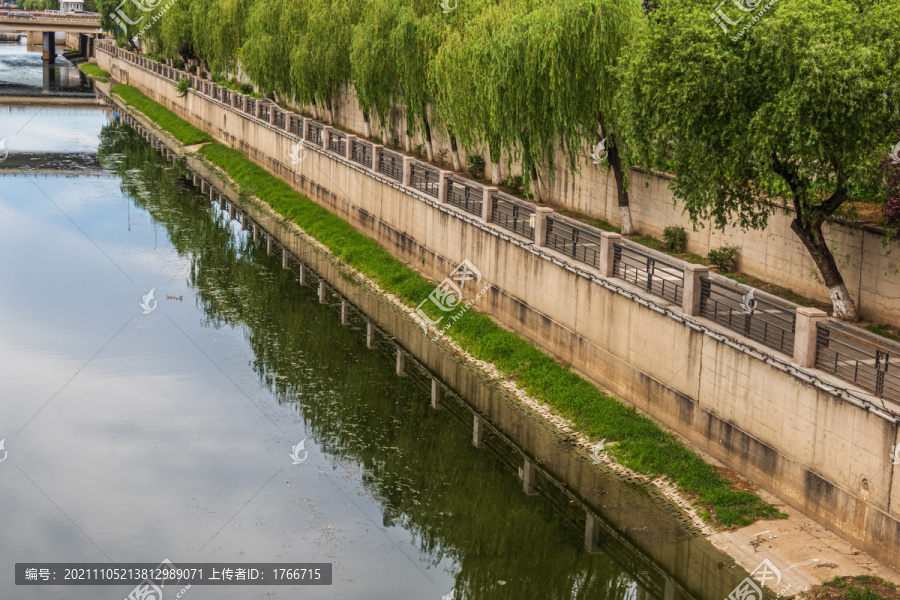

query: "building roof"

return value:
[62, 0, 85, 4]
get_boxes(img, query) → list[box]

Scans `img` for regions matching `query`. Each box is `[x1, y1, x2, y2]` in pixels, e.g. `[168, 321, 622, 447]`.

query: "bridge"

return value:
[0, 12, 101, 60]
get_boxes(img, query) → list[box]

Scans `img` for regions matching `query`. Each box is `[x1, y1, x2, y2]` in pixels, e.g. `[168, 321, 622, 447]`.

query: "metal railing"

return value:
[446, 178, 482, 216]
[222, 89, 231, 105]
[491, 192, 534, 239]
[259, 104, 270, 121]
[351, 139, 373, 168]
[289, 116, 303, 137]
[378, 148, 404, 181]
[328, 130, 346, 156]
[409, 163, 440, 198]
[613, 243, 684, 305]
[816, 323, 900, 402]
[307, 122, 323, 147]
[273, 110, 285, 130]
[545, 217, 603, 270]
[245, 98, 256, 116]
[700, 277, 795, 355]
[233, 94, 243, 111]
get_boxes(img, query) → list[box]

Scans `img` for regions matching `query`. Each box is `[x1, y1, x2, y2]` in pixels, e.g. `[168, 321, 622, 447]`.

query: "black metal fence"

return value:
[289, 116, 303, 137]
[545, 217, 603, 270]
[816, 324, 899, 402]
[613, 243, 684, 305]
[245, 98, 256, 116]
[700, 278, 796, 355]
[351, 139, 373, 168]
[328, 130, 346, 156]
[273, 110, 285, 129]
[233, 95, 243, 111]
[446, 178, 483, 216]
[410, 163, 440, 198]
[378, 148, 404, 181]
[307, 122, 323, 147]
[491, 192, 534, 239]
[259, 104, 270, 121]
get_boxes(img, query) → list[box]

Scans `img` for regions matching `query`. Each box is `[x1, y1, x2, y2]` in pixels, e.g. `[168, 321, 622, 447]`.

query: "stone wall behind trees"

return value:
[324, 84, 900, 328]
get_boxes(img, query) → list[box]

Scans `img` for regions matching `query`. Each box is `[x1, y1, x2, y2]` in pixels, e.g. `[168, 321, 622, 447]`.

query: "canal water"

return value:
[0, 41, 94, 97]
[0, 102, 750, 598]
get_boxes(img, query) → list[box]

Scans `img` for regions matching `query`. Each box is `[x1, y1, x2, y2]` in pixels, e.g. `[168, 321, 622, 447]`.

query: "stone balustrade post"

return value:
[682, 263, 709, 317]
[794, 307, 828, 368]
[533, 207, 553, 248]
[371, 145, 383, 174]
[345, 135, 356, 160]
[302, 118, 311, 141]
[437, 170, 452, 203]
[321, 126, 333, 152]
[396, 349, 407, 376]
[431, 378, 442, 409]
[599, 232, 621, 278]
[481, 187, 497, 224]
[402, 157, 415, 187]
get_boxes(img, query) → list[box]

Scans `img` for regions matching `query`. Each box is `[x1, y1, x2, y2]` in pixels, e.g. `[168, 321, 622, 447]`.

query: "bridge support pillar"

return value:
[42, 31, 55, 62]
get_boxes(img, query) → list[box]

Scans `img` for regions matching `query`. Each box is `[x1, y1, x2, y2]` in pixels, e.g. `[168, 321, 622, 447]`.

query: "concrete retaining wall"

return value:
[98, 47, 900, 569]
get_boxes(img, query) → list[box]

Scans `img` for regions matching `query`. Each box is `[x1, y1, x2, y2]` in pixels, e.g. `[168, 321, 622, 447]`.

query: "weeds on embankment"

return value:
[100, 85, 785, 527]
[111, 85, 213, 146]
[802, 576, 900, 600]
[78, 63, 111, 81]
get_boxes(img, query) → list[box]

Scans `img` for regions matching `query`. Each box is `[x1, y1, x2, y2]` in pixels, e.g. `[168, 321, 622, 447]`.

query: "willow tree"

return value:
[190, 0, 255, 78]
[290, 0, 363, 123]
[242, 0, 305, 100]
[143, 0, 195, 62]
[350, 0, 400, 138]
[618, 0, 900, 320]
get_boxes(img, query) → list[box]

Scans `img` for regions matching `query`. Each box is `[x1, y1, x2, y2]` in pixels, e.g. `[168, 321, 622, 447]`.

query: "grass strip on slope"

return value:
[111, 84, 212, 146]
[197, 142, 783, 528]
[78, 63, 111, 79]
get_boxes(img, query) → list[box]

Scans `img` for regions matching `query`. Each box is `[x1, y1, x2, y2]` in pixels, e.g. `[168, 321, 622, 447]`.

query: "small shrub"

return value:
[436, 148, 449, 166]
[467, 154, 485, 178]
[174, 77, 191, 98]
[506, 174, 524, 195]
[413, 143, 425, 160]
[172, 57, 185, 70]
[188, 65, 197, 74]
[662, 226, 687, 252]
[707, 245, 740, 272]
[240, 82, 254, 95]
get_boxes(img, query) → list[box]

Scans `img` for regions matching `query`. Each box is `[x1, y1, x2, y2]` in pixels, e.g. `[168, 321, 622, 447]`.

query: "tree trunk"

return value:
[311, 100, 319, 120]
[489, 144, 502, 185]
[599, 113, 633, 235]
[423, 115, 434, 163]
[362, 111, 372, 138]
[449, 129, 461, 171]
[326, 98, 335, 125]
[530, 165, 542, 203]
[790, 219, 859, 321]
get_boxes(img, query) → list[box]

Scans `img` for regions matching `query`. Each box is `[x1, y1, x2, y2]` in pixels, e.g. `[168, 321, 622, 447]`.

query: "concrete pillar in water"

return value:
[473, 415, 484, 448]
[431, 378, 442, 409]
[341, 300, 349, 325]
[298, 264, 305, 285]
[42, 31, 55, 62]
[584, 513, 602, 554]
[396, 349, 406, 377]
[318, 281, 327, 304]
[267, 237, 273, 256]
[522, 459, 538, 496]
[366, 321, 374, 348]
[42, 61, 54, 93]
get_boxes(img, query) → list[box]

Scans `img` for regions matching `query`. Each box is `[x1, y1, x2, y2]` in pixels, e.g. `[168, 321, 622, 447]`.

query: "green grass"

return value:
[813, 576, 898, 600]
[78, 63, 110, 80]
[111, 84, 213, 146]
[866, 324, 900, 342]
[196, 142, 784, 528]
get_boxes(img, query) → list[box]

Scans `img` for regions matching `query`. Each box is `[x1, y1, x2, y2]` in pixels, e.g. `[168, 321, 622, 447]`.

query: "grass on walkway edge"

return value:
[194, 142, 783, 529]
[78, 63, 110, 80]
[111, 84, 212, 146]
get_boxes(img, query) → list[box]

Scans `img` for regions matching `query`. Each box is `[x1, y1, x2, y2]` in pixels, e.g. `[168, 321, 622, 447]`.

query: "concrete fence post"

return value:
[533, 207, 553, 248]
[200, 180, 207, 193]
[282, 251, 289, 270]
[599, 232, 621, 278]
[229, 204, 236, 221]
[682, 263, 709, 317]
[253, 224, 259, 243]
[584, 513, 601, 554]
[218, 196, 225, 211]
[402, 157, 415, 187]
[241, 215, 249, 231]
[522, 459, 538, 495]
[298, 263, 305, 285]
[208, 187, 214, 201]
[437, 170, 452, 203]
[371, 145, 383, 174]
[321, 126, 333, 152]
[267, 236, 273, 256]
[366, 321, 375, 348]
[302, 118, 311, 141]
[341, 299, 349, 325]
[192, 174, 198, 186]
[269, 107, 276, 126]
[345, 135, 356, 160]
[481, 187, 497, 224]
[318, 281, 326, 304]
[794, 307, 827, 368]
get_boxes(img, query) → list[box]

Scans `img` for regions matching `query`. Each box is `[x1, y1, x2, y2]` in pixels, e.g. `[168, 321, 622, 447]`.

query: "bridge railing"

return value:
[97, 41, 900, 407]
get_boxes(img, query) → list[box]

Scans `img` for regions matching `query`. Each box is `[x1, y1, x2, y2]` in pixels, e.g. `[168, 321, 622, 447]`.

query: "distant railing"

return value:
[222, 89, 231, 105]
[259, 104, 270, 121]
[328, 130, 347, 156]
[307, 122, 323, 147]
[378, 148, 404, 181]
[491, 192, 534, 239]
[545, 216, 603, 270]
[614, 243, 684, 305]
[273, 109, 285, 130]
[245, 98, 256, 116]
[700, 277, 795, 355]
[446, 178, 482, 216]
[409, 163, 440, 198]
[233, 94, 243, 111]
[289, 115, 303, 137]
[351, 139, 373, 168]
[816, 323, 899, 402]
